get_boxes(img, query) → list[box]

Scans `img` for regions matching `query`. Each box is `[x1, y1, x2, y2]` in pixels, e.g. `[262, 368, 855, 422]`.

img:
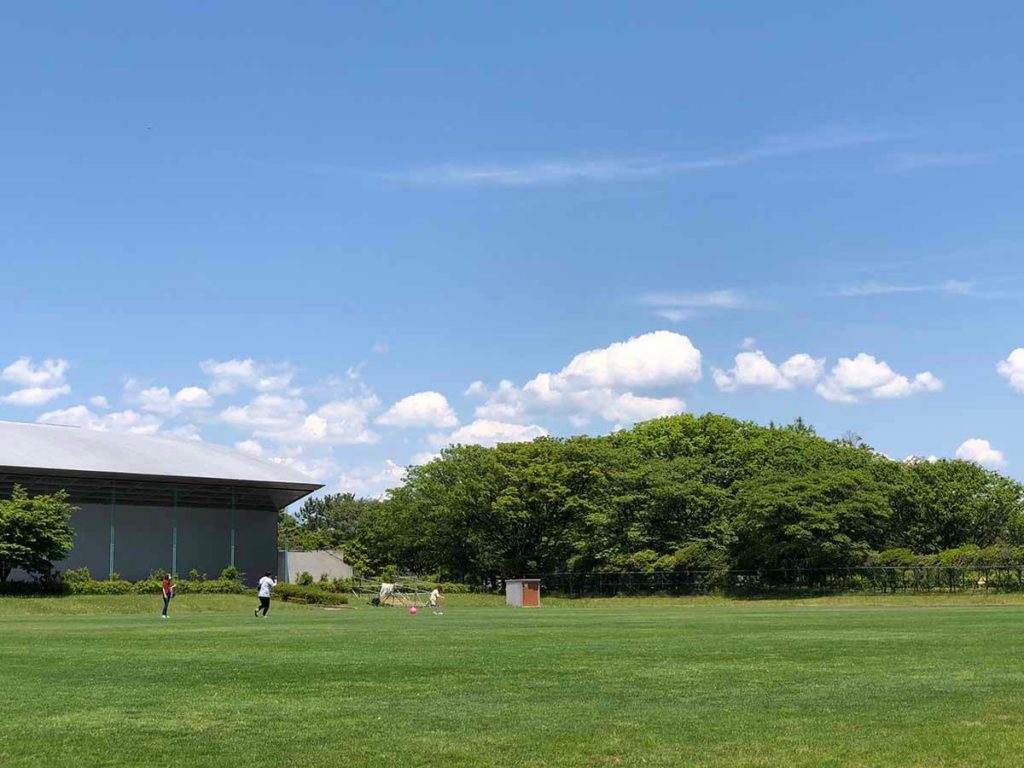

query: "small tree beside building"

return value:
[0, 485, 76, 582]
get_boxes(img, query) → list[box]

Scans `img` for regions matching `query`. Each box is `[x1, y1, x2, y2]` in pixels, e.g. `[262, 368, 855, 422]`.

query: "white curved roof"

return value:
[0, 420, 321, 491]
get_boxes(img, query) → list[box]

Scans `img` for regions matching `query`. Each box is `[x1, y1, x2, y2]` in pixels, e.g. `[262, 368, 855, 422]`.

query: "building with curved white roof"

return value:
[0, 421, 322, 583]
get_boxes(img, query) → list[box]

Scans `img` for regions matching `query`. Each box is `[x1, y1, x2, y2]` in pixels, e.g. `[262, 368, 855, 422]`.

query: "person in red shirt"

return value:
[161, 574, 175, 619]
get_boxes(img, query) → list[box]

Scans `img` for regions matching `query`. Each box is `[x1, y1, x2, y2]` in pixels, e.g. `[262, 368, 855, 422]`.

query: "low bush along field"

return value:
[5, 595, 1024, 767]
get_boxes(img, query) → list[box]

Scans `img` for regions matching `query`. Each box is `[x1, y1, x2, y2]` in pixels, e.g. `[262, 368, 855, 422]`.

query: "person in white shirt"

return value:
[255, 571, 277, 618]
[428, 586, 443, 615]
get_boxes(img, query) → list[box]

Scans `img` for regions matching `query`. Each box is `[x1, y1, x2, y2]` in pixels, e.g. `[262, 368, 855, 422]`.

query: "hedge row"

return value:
[66, 578, 248, 595]
[0, 572, 345, 605]
[274, 583, 348, 605]
[870, 546, 1024, 569]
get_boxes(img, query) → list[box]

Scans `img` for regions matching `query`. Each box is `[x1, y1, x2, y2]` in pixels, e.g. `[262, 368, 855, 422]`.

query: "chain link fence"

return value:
[521, 566, 1024, 597]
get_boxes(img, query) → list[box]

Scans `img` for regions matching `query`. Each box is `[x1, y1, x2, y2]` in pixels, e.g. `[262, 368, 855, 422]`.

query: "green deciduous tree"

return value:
[0, 486, 76, 582]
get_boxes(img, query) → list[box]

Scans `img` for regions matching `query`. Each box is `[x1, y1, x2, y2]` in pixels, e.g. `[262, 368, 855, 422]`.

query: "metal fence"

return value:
[521, 566, 1024, 596]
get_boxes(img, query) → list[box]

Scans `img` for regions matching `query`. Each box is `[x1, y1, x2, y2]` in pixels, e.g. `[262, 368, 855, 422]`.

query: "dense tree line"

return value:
[281, 414, 1024, 584]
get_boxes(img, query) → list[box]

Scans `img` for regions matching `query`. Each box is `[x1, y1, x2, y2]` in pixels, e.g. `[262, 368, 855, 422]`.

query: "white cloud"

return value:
[335, 460, 408, 499]
[200, 358, 295, 395]
[164, 424, 203, 441]
[475, 331, 701, 426]
[1, 357, 71, 406]
[0, 385, 71, 406]
[220, 393, 380, 445]
[464, 380, 488, 397]
[713, 351, 824, 392]
[557, 331, 702, 390]
[837, 279, 972, 297]
[2, 357, 69, 388]
[36, 405, 162, 435]
[639, 290, 749, 322]
[440, 419, 549, 448]
[90, 395, 110, 409]
[376, 391, 459, 429]
[997, 349, 1024, 393]
[740, 337, 757, 350]
[410, 451, 441, 465]
[598, 393, 685, 423]
[955, 438, 1005, 469]
[268, 451, 340, 482]
[138, 385, 214, 414]
[393, 127, 899, 187]
[815, 354, 942, 403]
[234, 439, 264, 457]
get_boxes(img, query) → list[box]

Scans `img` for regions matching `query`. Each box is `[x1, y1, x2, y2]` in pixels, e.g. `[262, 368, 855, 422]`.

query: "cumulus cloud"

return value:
[221, 394, 308, 432]
[267, 449, 340, 482]
[36, 405, 162, 435]
[1, 357, 71, 406]
[0, 385, 71, 406]
[220, 394, 380, 445]
[997, 349, 1024, 393]
[2, 357, 69, 388]
[815, 354, 942, 403]
[90, 395, 110, 409]
[138, 385, 214, 414]
[439, 419, 549, 448]
[335, 460, 408, 498]
[410, 451, 441, 465]
[200, 358, 295, 395]
[955, 438, 1005, 468]
[713, 351, 824, 392]
[234, 439, 264, 457]
[474, 331, 700, 427]
[597, 393, 685, 423]
[164, 424, 203, 441]
[376, 391, 459, 429]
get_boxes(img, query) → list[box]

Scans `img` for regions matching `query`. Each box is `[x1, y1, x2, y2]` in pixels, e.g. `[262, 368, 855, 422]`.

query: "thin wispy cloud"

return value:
[836, 280, 973, 297]
[878, 147, 1023, 174]
[882, 152, 994, 173]
[391, 126, 902, 187]
[639, 289, 750, 321]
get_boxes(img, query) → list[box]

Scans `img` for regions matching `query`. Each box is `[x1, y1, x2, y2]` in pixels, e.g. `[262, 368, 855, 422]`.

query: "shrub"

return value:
[0, 580, 69, 596]
[327, 577, 353, 593]
[188, 568, 207, 582]
[172, 578, 246, 595]
[70, 578, 134, 595]
[296, 571, 314, 586]
[274, 583, 348, 606]
[63, 567, 92, 584]
[872, 548, 918, 567]
[220, 565, 244, 583]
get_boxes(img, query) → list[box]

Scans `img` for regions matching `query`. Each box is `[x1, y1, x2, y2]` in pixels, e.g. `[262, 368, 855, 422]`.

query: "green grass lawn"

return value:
[3, 593, 1024, 767]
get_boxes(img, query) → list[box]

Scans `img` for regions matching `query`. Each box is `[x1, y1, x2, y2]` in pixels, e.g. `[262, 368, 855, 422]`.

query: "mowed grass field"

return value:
[4, 594, 1024, 767]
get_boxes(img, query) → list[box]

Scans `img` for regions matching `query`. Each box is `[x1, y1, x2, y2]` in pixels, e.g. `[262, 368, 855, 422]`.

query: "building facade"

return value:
[0, 421, 322, 584]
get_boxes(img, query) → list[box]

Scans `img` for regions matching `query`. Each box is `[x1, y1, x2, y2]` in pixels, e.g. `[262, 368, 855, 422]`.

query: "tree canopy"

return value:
[0, 485, 77, 583]
[283, 414, 1024, 583]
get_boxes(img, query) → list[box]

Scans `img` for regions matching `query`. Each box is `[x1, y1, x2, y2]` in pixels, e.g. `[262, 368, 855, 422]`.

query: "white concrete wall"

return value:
[505, 579, 524, 606]
[279, 550, 353, 583]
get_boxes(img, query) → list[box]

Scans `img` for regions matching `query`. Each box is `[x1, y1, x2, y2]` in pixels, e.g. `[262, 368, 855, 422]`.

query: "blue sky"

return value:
[3, 3, 1024, 495]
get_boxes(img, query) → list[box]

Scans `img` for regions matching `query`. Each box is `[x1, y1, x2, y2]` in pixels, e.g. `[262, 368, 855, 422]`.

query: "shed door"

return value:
[523, 581, 539, 607]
